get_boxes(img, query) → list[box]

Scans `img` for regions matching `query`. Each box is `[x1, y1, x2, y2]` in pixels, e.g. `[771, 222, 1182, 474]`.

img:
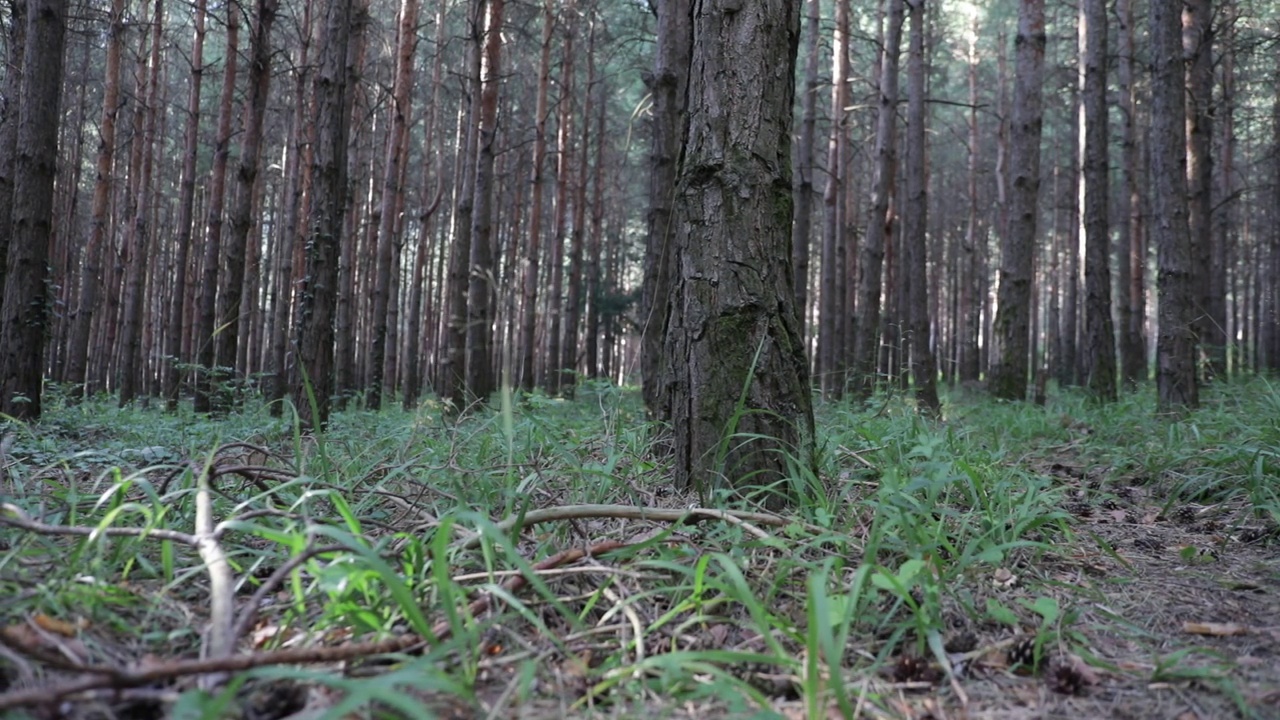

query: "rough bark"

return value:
[561, 18, 596, 398]
[640, 0, 690, 416]
[1150, 0, 1198, 411]
[291, 0, 353, 428]
[958, 13, 980, 383]
[544, 14, 574, 396]
[988, 0, 1044, 402]
[1080, 0, 1115, 401]
[0, 0, 66, 419]
[853, 0, 902, 398]
[661, 0, 816, 508]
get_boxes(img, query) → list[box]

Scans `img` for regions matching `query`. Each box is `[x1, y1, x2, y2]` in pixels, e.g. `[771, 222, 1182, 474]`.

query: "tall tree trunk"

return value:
[292, 0, 353, 428]
[439, 0, 481, 409]
[989, 0, 1045, 401]
[193, 2, 239, 413]
[64, 0, 123, 398]
[791, 0, 819, 333]
[561, 16, 595, 398]
[1213, 14, 1234, 375]
[1080, 0, 1115, 400]
[403, 0, 447, 409]
[1115, 0, 1143, 387]
[818, 0, 849, 399]
[639, 0, 690, 416]
[584, 85, 607, 379]
[661, 0, 815, 509]
[1184, 0, 1217, 378]
[854, 0, 902, 398]
[958, 13, 980, 383]
[903, 0, 937, 415]
[118, 0, 165, 406]
[368, 0, 418, 410]
[0, 0, 66, 419]
[464, 0, 504, 402]
[0, 0, 23, 305]
[268, 0, 312, 415]
[1150, 0, 1198, 411]
[544, 12, 575, 396]
[215, 0, 276, 411]
[518, 0, 554, 392]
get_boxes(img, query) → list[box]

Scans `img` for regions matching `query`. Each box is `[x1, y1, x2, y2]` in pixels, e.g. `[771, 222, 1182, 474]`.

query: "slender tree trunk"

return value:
[64, 0, 123, 398]
[585, 86, 606, 379]
[903, 0, 937, 415]
[640, 0, 690, 415]
[1184, 0, 1217, 378]
[544, 13, 575, 396]
[661, 0, 815, 508]
[1115, 0, 1143, 386]
[292, 0, 353, 428]
[464, 0, 504, 402]
[403, 0, 447, 409]
[1079, 0, 1115, 400]
[561, 17, 595, 398]
[989, 0, 1045, 401]
[1150, 0, 1198, 411]
[791, 0, 820, 333]
[193, 2, 239, 413]
[818, 0, 849, 399]
[854, 0, 902, 398]
[212, 0, 276, 411]
[367, 0, 418, 410]
[439, 0, 481, 409]
[1213, 16, 1234, 375]
[118, 0, 165, 406]
[958, 14, 980, 383]
[518, 0, 554, 392]
[0, 0, 66, 419]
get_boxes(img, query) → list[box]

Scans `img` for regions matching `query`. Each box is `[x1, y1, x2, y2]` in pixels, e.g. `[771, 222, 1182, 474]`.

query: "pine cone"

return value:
[891, 654, 939, 683]
[1170, 505, 1197, 524]
[1008, 636, 1041, 674]
[1048, 662, 1086, 695]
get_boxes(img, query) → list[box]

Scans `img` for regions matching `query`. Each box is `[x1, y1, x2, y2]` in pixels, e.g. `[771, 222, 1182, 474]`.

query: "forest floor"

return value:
[1, 378, 1278, 719]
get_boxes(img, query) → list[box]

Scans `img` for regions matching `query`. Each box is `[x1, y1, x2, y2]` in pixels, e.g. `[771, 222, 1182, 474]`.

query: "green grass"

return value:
[2, 377, 1278, 718]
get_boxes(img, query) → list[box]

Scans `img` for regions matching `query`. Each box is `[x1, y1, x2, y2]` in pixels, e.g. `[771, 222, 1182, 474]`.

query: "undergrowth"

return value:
[1, 377, 1277, 718]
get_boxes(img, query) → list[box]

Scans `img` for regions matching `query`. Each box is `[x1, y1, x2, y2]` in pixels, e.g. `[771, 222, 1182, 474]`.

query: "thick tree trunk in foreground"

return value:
[292, 0, 353, 428]
[1080, 0, 1115, 401]
[1150, 0, 1198, 412]
[0, 0, 66, 419]
[0, 0, 22, 306]
[988, 0, 1044, 401]
[661, 0, 816, 508]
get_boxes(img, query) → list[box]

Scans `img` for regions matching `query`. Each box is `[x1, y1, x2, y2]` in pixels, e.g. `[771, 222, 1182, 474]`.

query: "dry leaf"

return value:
[1182, 621, 1248, 636]
[33, 613, 83, 637]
